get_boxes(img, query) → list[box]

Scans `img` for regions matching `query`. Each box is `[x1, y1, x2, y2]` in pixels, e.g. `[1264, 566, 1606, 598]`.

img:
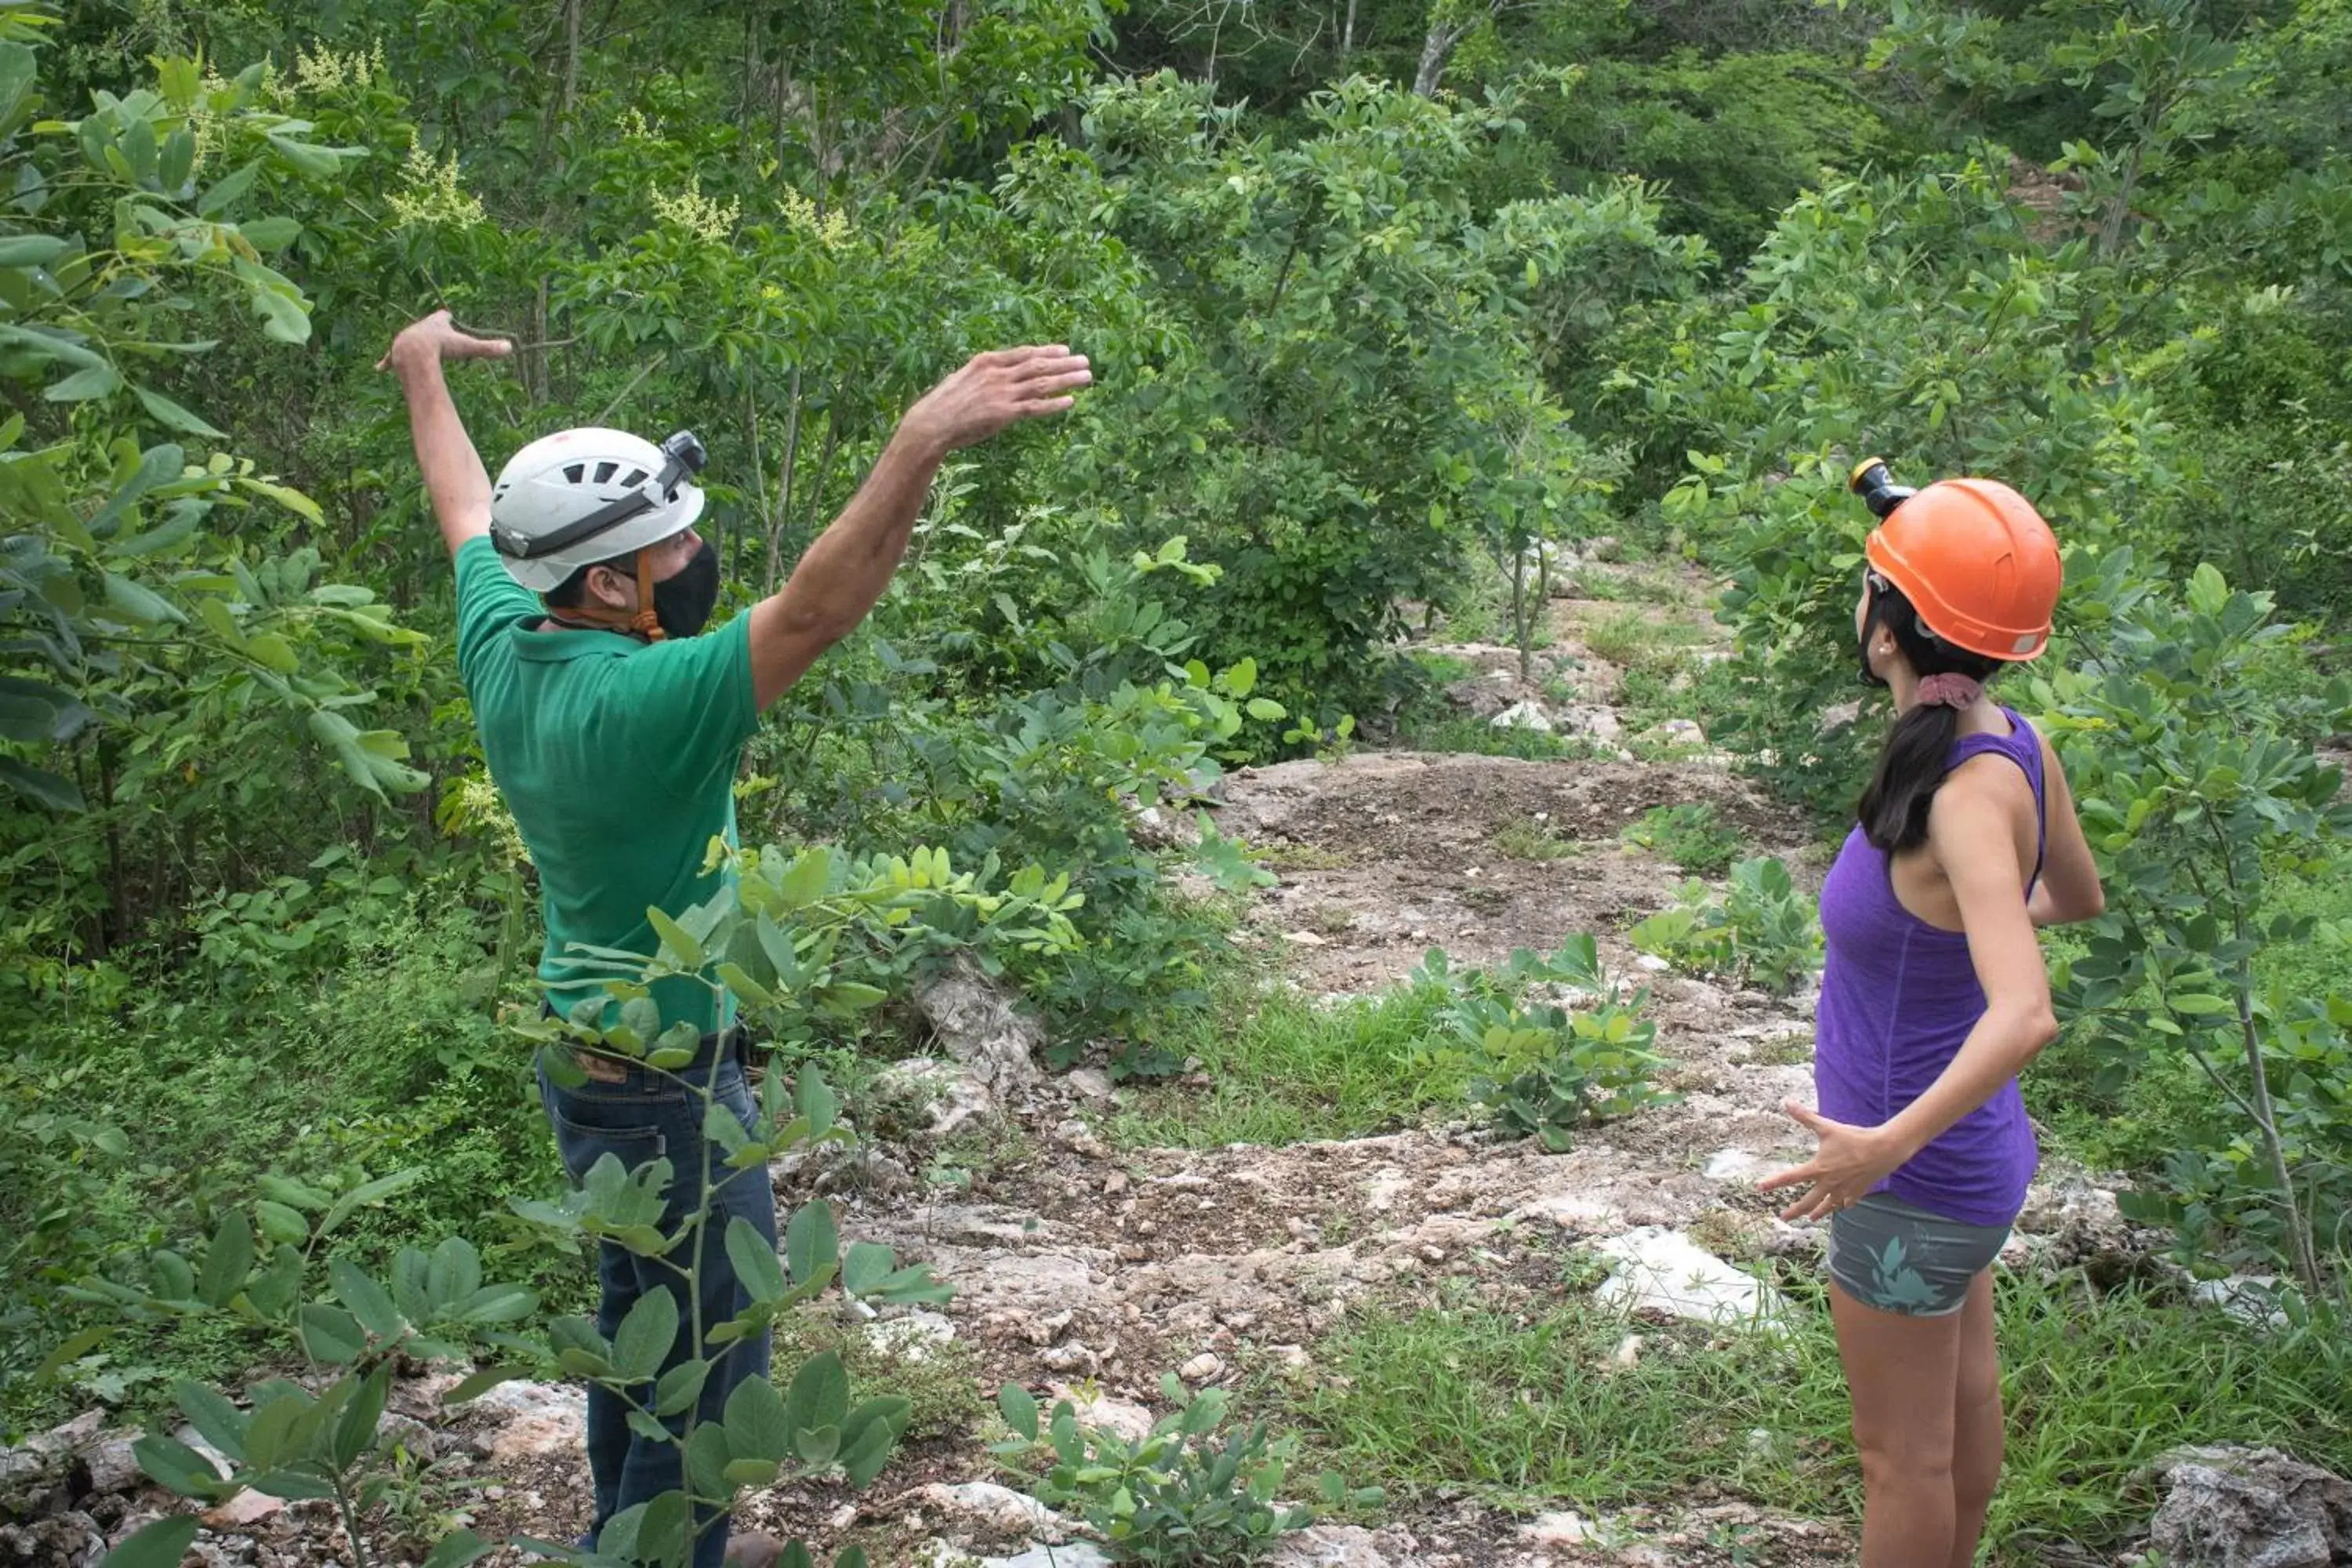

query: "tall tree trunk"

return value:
[561, 0, 583, 121]
[1341, 0, 1359, 59]
[1414, 19, 1467, 96]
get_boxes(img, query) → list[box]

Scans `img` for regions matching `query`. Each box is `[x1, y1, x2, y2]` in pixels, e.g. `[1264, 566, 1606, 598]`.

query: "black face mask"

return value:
[652, 539, 720, 639]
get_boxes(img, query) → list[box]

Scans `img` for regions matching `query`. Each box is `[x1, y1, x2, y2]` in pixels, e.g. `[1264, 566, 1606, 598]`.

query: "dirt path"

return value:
[8, 564, 2147, 1568]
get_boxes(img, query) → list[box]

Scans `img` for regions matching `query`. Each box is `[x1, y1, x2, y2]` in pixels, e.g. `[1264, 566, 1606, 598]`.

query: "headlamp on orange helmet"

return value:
[1846, 458, 2063, 668]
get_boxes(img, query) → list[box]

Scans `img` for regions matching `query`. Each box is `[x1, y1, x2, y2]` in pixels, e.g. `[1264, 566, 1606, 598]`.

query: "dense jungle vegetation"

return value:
[3, 0, 2350, 1563]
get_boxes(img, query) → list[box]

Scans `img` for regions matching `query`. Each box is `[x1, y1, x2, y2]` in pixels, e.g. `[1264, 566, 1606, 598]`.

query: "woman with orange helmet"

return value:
[1760, 462, 2105, 1567]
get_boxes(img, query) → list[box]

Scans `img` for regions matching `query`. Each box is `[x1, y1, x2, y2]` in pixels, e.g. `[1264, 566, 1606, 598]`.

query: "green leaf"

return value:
[795, 1067, 838, 1138]
[196, 160, 262, 216]
[131, 1435, 225, 1498]
[998, 1383, 1040, 1442]
[419, 1529, 495, 1568]
[777, 849, 830, 909]
[724, 1375, 791, 1462]
[265, 133, 340, 179]
[728, 1215, 787, 1304]
[31, 1326, 111, 1382]
[299, 1302, 366, 1365]
[654, 1358, 710, 1417]
[134, 385, 227, 438]
[838, 1410, 898, 1487]
[1245, 697, 1287, 721]
[333, 1365, 392, 1468]
[173, 1381, 250, 1465]
[318, 1167, 423, 1239]
[195, 1211, 255, 1308]
[238, 216, 300, 251]
[238, 477, 324, 525]
[256, 1174, 332, 1213]
[840, 1242, 894, 1298]
[441, 1366, 526, 1406]
[784, 1201, 837, 1287]
[784, 1352, 849, 1439]
[0, 677, 64, 742]
[612, 1287, 679, 1384]
[647, 906, 705, 968]
[793, 1424, 839, 1466]
[715, 961, 778, 1008]
[0, 234, 67, 268]
[100, 571, 187, 626]
[0, 757, 84, 811]
[722, 1456, 782, 1487]
[329, 1257, 407, 1342]
[244, 1248, 303, 1318]
[93, 1515, 201, 1568]
[45, 363, 120, 401]
[252, 1200, 310, 1247]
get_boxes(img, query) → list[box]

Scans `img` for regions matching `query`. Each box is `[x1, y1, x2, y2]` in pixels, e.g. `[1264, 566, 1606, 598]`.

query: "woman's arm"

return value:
[2027, 731, 2105, 926]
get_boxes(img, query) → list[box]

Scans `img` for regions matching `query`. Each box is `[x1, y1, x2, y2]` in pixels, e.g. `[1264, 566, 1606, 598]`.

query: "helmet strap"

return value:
[543, 548, 666, 642]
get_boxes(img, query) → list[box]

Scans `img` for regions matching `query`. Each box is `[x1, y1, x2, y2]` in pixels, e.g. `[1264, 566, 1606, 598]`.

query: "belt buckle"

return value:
[575, 1048, 630, 1084]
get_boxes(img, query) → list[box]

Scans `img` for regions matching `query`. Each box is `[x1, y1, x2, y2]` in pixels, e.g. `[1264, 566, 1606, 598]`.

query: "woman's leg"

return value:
[1948, 1270, 2002, 1566]
[1830, 1278, 1965, 1566]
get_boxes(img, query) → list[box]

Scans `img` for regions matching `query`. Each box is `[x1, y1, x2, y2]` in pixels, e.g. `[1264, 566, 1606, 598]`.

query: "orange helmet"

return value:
[1856, 466, 2062, 660]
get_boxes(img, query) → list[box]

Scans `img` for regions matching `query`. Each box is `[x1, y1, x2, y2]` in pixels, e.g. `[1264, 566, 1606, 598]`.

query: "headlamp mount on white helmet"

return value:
[487, 426, 709, 594]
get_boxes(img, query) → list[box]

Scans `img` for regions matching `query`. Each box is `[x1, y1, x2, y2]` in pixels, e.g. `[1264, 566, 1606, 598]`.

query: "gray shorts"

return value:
[1826, 1192, 2010, 1317]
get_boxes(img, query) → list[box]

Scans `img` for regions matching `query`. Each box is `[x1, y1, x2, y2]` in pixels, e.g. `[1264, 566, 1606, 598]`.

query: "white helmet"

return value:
[487, 426, 707, 593]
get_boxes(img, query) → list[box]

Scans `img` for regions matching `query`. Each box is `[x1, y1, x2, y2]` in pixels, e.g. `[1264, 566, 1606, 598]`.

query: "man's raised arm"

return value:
[379, 310, 514, 558]
[747, 345, 1091, 710]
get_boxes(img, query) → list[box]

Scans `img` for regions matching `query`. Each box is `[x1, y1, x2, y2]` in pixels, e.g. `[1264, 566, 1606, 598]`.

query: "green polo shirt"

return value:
[452, 535, 757, 1036]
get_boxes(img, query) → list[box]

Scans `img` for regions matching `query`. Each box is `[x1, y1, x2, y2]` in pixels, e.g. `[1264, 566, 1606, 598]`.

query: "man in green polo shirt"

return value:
[382, 309, 1089, 1566]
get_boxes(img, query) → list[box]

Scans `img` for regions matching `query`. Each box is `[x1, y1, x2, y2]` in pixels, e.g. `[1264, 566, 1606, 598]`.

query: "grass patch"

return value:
[1107, 982, 1466, 1149]
[1283, 1269, 2351, 1564]
[1261, 842, 1356, 872]
[1621, 802, 1745, 876]
[1394, 712, 1604, 761]
[1492, 818, 1581, 862]
[773, 1308, 985, 1441]
[1579, 607, 1706, 673]
[1564, 564, 1693, 608]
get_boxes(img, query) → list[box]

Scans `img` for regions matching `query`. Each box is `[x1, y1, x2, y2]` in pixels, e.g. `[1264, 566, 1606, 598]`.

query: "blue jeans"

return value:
[537, 1044, 778, 1568]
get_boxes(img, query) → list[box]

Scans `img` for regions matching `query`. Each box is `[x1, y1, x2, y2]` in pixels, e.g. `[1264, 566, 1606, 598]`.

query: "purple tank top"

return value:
[1813, 707, 2047, 1227]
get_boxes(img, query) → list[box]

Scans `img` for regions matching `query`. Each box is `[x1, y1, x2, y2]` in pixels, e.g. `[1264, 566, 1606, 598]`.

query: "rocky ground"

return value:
[8, 568, 2344, 1568]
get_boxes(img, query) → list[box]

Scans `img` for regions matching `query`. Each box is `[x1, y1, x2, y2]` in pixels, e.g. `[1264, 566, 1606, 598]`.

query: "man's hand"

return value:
[377, 309, 513, 376]
[898, 346, 1091, 459]
[384, 310, 505, 557]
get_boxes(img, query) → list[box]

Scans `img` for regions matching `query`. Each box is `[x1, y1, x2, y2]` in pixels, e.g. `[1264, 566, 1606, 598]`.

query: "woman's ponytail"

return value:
[1856, 583, 2005, 854]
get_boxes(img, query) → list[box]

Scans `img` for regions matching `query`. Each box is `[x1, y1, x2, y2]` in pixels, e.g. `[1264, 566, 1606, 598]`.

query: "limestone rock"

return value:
[1271, 1524, 1428, 1567]
[1592, 1228, 1784, 1330]
[2148, 1445, 2352, 1568]
[914, 956, 1045, 1098]
[464, 1381, 586, 1464]
[904, 1480, 1073, 1543]
[873, 1058, 999, 1140]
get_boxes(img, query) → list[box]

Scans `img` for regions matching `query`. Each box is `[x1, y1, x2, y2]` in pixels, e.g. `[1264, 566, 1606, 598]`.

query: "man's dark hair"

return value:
[543, 555, 626, 609]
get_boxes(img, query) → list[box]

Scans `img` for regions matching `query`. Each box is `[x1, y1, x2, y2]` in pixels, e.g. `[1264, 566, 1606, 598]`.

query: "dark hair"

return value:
[1855, 579, 2005, 854]
[542, 554, 629, 609]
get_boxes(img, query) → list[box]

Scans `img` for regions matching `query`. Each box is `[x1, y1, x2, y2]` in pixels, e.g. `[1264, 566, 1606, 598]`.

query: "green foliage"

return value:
[1620, 802, 1745, 875]
[1628, 857, 1821, 996]
[2034, 562, 2352, 1293]
[0, 27, 427, 818]
[993, 1376, 1381, 1566]
[1408, 938, 1678, 1149]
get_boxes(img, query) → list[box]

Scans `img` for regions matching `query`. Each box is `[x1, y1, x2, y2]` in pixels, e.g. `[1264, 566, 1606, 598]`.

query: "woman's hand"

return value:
[1758, 1100, 1908, 1221]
